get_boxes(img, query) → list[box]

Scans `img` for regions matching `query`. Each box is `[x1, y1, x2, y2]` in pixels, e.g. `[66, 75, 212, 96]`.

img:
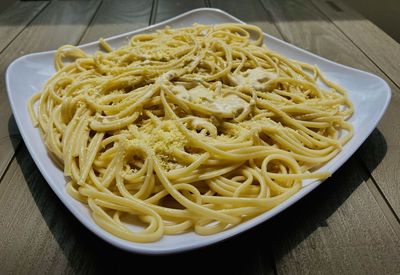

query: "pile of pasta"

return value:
[29, 23, 353, 242]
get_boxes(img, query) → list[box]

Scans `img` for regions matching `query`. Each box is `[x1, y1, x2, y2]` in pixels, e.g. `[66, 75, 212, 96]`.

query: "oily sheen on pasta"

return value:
[29, 23, 353, 242]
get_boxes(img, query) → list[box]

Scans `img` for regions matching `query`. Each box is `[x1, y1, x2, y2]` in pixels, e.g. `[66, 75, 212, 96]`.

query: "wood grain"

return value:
[80, 0, 153, 44]
[0, 1, 48, 53]
[0, 146, 275, 274]
[210, 0, 282, 38]
[311, 0, 400, 88]
[206, 1, 286, 272]
[310, 0, 400, 215]
[153, 0, 206, 23]
[79, 1, 273, 273]
[0, 0, 101, 182]
[261, 0, 400, 218]
[259, 0, 400, 273]
[0, 2, 276, 273]
[1, 0, 400, 273]
[0, 146, 97, 274]
[270, 157, 400, 274]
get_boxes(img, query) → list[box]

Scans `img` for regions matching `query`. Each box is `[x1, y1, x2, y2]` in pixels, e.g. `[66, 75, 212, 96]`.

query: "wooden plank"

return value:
[210, 0, 281, 38]
[261, 0, 400, 218]
[206, 1, 284, 272]
[0, 2, 275, 273]
[313, 0, 400, 213]
[0, 1, 48, 53]
[153, 0, 206, 23]
[0, 146, 277, 274]
[85, 1, 273, 275]
[211, 1, 399, 274]
[0, 0, 101, 182]
[270, 157, 400, 274]
[80, 0, 153, 44]
[0, 146, 97, 274]
[5, 1, 399, 273]
[311, 0, 400, 89]
[0, 2, 149, 273]
[263, 0, 400, 274]
[87, 0, 273, 272]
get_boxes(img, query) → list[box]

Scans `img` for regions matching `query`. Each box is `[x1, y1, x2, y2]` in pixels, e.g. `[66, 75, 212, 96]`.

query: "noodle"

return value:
[28, 23, 353, 242]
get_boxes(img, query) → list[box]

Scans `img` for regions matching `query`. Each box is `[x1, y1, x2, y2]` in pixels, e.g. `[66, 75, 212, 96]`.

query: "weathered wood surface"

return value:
[1, 0, 399, 274]
[264, 0, 400, 219]
[79, 0, 153, 44]
[311, 0, 400, 218]
[0, 0, 101, 181]
[312, 0, 400, 88]
[153, 0, 206, 23]
[0, 1, 48, 53]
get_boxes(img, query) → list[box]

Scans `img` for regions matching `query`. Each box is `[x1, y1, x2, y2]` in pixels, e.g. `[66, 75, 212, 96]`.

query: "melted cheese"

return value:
[174, 85, 214, 103]
[173, 85, 249, 116]
[209, 94, 248, 115]
[233, 67, 277, 90]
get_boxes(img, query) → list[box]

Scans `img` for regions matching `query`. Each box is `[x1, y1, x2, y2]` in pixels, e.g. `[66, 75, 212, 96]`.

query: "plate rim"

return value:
[5, 7, 391, 254]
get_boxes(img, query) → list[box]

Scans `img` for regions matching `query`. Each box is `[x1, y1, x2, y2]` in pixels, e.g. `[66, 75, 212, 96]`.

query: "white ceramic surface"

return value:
[6, 8, 391, 254]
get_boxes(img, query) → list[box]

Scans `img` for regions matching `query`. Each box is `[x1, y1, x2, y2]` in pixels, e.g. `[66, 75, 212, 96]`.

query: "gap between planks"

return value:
[312, 7, 400, 92]
[260, 0, 400, 220]
[0, 1, 396, 274]
[0, 1, 103, 183]
[0, 1, 50, 180]
[0, 1, 275, 274]
[310, 0, 400, 91]
[0, 1, 49, 55]
[307, 0, 400, 222]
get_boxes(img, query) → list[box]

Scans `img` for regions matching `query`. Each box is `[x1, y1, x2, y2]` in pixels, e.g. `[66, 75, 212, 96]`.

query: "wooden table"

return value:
[1, 0, 400, 274]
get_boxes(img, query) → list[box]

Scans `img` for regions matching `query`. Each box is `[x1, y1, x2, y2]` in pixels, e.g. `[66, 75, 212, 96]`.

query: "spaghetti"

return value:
[29, 23, 353, 242]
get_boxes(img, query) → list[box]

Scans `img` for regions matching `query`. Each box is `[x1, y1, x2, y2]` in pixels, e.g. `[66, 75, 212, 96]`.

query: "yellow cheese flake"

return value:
[146, 121, 187, 170]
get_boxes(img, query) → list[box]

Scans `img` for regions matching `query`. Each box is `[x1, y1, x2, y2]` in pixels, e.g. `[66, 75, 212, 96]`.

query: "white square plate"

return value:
[6, 8, 391, 254]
